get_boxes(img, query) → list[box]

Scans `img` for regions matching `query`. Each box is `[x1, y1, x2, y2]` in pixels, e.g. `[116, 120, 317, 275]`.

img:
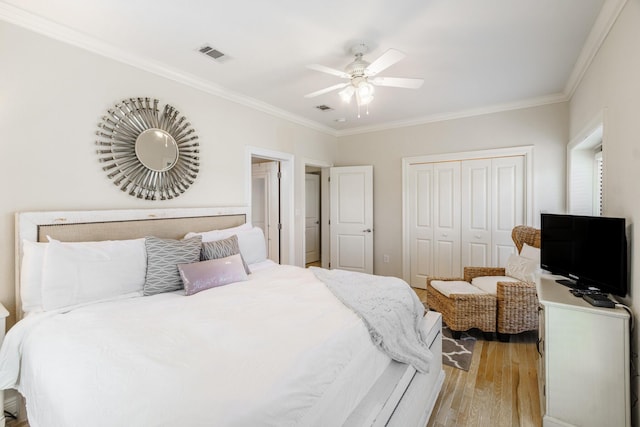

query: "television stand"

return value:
[537, 274, 630, 426]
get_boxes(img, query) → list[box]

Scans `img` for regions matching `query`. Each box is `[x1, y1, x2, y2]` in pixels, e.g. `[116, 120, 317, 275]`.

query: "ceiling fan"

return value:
[305, 43, 424, 117]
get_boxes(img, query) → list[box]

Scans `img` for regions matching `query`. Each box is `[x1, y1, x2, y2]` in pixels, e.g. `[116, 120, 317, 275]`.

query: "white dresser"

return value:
[537, 274, 630, 427]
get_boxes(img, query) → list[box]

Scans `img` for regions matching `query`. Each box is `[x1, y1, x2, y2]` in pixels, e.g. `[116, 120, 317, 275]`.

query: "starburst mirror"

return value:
[96, 98, 200, 200]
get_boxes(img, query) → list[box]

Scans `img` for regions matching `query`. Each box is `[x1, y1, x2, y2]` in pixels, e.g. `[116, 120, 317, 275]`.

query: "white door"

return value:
[305, 173, 320, 264]
[461, 159, 492, 267]
[251, 162, 280, 263]
[492, 156, 524, 266]
[408, 163, 434, 288]
[330, 166, 373, 273]
[433, 162, 461, 277]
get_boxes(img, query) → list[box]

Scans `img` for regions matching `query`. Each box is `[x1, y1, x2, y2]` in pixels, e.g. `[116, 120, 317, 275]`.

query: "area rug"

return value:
[441, 326, 476, 371]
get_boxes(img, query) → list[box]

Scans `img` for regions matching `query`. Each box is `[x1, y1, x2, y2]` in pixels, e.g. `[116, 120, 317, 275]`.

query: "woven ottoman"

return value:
[426, 277, 497, 339]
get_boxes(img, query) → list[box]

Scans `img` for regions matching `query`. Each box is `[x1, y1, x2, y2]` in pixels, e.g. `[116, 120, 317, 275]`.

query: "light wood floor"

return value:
[413, 288, 542, 427]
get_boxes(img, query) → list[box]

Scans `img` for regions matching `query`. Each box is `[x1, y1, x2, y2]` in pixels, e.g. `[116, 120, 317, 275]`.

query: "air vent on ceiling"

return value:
[198, 45, 226, 61]
[315, 105, 333, 111]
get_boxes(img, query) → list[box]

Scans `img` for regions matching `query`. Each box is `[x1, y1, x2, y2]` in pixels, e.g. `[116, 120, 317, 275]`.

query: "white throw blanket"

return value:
[310, 267, 433, 373]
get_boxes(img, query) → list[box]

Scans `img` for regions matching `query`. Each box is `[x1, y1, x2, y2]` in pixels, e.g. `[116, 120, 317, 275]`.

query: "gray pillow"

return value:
[178, 254, 248, 296]
[144, 235, 202, 296]
[201, 235, 250, 274]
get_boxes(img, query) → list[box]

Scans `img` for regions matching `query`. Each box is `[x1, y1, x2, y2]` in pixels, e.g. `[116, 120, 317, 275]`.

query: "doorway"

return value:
[252, 158, 280, 263]
[304, 167, 321, 267]
[246, 147, 293, 265]
[301, 158, 332, 269]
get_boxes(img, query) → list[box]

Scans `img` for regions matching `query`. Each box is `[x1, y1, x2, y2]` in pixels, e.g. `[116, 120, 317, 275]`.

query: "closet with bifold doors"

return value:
[404, 148, 531, 289]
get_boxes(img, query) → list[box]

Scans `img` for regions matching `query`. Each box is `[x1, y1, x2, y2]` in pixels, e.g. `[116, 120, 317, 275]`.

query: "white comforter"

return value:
[0, 264, 388, 427]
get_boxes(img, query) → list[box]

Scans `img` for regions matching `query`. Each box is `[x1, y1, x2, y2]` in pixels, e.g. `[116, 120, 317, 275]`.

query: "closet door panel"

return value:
[461, 159, 492, 267]
[433, 162, 461, 277]
[409, 164, 434, 288]
[492, 156, 524, 266]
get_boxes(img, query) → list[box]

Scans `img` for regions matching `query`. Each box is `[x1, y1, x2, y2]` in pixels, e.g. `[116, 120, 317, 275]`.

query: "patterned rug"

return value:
[441, 326, 476, 371]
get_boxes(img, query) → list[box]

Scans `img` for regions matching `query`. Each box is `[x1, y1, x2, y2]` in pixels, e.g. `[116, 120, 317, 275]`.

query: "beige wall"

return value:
[0, 22, 336, 324]
[336, 103, 569, 277]
[569, 1, 640, 423]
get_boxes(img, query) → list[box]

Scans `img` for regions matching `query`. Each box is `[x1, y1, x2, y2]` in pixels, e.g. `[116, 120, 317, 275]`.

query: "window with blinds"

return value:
[568, 124, 603, 216]
[594, 149, 603, 215]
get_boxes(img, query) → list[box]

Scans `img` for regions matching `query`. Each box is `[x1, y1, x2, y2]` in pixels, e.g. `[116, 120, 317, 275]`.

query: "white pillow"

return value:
[184, 223, 252, 242]
[186, 225, 267, 266]
[20, 240, 48, 313]
[237, 227, 267, 266]
[520, 243, 540, 264]
[471, 276, 521, 295]
[505, 254, 537, 283]
[41, 238, 147, 311]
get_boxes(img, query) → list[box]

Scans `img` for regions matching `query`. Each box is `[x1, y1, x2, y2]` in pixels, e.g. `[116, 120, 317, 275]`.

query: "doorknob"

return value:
[363, 228, 372, 233]
[315, 221, 319, 225]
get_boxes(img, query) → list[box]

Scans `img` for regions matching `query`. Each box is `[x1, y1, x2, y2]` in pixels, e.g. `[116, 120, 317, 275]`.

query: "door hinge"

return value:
[277, 171, 282, 179]
[328, 176, 330, 182]
[328, 219, 330, 225]
[277, 223, 282, 230]
[328, 262, 331, 268]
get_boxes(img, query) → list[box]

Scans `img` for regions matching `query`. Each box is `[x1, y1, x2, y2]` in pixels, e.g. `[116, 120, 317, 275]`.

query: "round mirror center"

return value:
[135, 129, 179, 172]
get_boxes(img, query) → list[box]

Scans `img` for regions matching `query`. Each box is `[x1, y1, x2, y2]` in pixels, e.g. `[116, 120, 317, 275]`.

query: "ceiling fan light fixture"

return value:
[339, 85, 355, 103]
[356, 81, 374, 105]
[306, 44, 420, 119]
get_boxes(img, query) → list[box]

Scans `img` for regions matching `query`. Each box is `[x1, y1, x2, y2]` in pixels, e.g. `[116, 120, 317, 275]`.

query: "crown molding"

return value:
[0, 3, 338, 137]
[335, 92, 568, 137]
[563, 0, 628, 98]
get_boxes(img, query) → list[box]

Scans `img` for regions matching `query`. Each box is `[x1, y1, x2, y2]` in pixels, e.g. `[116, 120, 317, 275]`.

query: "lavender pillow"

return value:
[178, 254, 248, 296]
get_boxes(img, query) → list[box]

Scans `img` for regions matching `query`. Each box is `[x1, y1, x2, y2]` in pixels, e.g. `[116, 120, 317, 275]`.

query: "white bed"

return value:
[0, 207, 444, 427]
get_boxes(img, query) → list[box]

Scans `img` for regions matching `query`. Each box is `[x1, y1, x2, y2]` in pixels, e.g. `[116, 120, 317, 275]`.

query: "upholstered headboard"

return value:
[15, 207, 248, 318]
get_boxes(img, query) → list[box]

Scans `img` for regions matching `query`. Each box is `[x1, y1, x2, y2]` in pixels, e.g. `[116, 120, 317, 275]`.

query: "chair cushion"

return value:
[471, 276, 521, 295]
[430, 280, 487, 297]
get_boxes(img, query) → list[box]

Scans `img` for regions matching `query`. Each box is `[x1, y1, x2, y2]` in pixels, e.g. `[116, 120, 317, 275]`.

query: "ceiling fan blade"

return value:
[304, 82, 350, 98]
[365, 48, 406, 76]
[370, 77, 424, 89]
[306, 64, 350, 79]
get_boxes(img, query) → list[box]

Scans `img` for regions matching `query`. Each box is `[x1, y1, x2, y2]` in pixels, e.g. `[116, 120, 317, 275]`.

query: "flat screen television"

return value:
[540, 213, 628, 296]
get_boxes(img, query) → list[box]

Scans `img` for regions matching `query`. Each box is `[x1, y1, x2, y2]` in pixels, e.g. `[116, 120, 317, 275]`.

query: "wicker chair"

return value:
[426, 225, 540, 340]
[464, 225, 540, 339]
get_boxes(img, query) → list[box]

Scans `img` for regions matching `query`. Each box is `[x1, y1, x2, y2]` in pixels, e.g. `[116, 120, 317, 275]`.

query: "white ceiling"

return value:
[1, 0, 608, 134]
